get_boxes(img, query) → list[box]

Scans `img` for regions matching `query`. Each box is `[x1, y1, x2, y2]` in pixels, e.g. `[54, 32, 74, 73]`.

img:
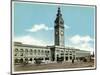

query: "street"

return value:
[14, 61, 94, 72]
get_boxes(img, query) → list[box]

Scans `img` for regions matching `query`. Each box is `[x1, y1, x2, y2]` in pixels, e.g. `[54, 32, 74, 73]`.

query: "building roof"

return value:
[14, 42, 49, 49]
[14, 42, 90, 52]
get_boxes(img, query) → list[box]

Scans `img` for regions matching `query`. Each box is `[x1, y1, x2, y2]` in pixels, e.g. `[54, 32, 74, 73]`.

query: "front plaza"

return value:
[14, 61, 94, 72]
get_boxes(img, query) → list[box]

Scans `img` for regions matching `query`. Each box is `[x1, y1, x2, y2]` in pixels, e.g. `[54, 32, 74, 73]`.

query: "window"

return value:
[66, 51, 68, 53]
[47, 51, 49, 54]
[34, 49, 36, 55]
[61, 51, 63, 52]
[38, 50, 40, 55]
[30, 49, 33, 52]
[45, 50, 49, 54]
[14, 59, 19, 63]
[70, 51, 72, 55]
[70, 56, 72, 60]
[15, 48, 18, 56]
[41, 50, 44, 55]
[70, 54, 72, 55]
[25, 49, 28, 54]
[30, 58, 32, 61]
[45, 50, 49, 56]
[66, 57, 68, 60]
[14, 53, 17, 56]
[30, 49, 33, 55]
[20, 53, 23, 56]
[15, 48, 18, 52]
[66, 53, 68, 55]
[20, 58, 23, 63]
[45, 50, 47, 54]
[70, 51, 72, 53]
[73, 51, 75, 53]
[45, 57, 49, 60]
[61, 53, 64, 55]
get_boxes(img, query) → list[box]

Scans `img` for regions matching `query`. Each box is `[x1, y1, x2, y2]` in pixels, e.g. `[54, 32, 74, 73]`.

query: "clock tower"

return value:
[54, 7, 64, 47]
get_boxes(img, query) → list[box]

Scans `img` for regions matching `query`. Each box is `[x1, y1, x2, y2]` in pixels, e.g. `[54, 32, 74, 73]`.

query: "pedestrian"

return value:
[72, 59, 74, 63]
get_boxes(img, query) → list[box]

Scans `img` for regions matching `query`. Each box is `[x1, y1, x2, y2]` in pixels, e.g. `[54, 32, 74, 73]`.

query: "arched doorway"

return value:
[14, 59, 18, 63]
[30, 58, 32, 61]
[20, 58, 23, 63]
[66, 57, 68, 61]
[30, 58, 32, 62]
[25, 58, 28, 64]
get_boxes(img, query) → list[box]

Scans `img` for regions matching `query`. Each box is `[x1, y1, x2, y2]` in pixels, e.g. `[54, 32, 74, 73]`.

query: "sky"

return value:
[12, 2, 96, 52]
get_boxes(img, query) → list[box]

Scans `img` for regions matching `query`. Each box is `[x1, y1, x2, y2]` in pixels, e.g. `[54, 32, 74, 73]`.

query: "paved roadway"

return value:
[14, 61, 94, 72]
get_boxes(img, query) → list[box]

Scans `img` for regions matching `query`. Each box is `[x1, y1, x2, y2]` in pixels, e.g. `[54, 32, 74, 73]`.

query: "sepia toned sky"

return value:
[12, 1, 96, 52]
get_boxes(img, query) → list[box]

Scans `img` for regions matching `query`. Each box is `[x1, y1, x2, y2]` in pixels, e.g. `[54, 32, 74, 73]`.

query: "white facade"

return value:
[14, 42, 51, 64]
[13, 42, 91, 64]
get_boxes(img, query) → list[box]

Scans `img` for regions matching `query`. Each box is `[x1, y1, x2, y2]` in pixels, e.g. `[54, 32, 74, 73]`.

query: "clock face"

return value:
[61, 31, 64, 35]
[60, 21, 63, 24]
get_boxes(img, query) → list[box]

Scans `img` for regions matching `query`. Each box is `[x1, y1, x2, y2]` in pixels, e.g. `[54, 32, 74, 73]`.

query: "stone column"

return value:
[32, 58, 34, 64]
[43, 56, 45, 62]
[55, 53, 57, 62]
[64, 49, 66, 62]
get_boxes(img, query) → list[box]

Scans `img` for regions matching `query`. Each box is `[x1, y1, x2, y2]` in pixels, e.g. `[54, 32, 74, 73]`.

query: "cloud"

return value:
[14, 35, 94, 53]
[26, 24, 53, 32]
[14, 35, 51, 46]
[26, 24, 69, 32]
[65, 24, 70, 29]
[67, 35, 94, 52]
[70, 35, 93, 44]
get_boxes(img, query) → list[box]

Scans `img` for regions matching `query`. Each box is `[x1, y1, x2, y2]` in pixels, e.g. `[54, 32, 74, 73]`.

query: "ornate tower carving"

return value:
[54, 7, 64, 47]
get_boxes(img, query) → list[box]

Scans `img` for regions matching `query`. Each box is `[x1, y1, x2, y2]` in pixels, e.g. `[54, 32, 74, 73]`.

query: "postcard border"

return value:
[11, 0, 97, 75]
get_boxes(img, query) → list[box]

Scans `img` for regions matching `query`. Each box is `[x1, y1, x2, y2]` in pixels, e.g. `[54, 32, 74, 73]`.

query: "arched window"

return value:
[66, 51, 68, 55]
[66, 57, 68, 61]
[70, 51, 72, 55]
[25, 58, 28, 61]
[38, 50, 40, 55]
[47, 51, 49, 54]
[14, 59, 18, 63]
[20, 49, 23, 52]
[61, 50, 64, 53]
[41, 50, 44, 55]
[25, 49, 28, 52]
[30, 49, 33, 52]
[73, 51, 75, 53]
[66, 51, 68, 53]
[20, 53, 23, 56]
[70, 51, 72, 53]
[45, 50, 49, 56]
[45, 50, 47, 54]
[15, 48, 18, 52]
[70, 56, 72, 60]
[14, 53, 17, 56]
[20, 58, 23, 63]
[34, 49, 36, 55]
[30, 49, 33, 55]
[30, 58, 32, 61]
[25, 49, 28, 55]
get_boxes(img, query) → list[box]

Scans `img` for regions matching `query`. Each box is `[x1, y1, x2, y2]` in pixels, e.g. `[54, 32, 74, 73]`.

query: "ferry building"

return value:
[13, 7, 90, 64]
